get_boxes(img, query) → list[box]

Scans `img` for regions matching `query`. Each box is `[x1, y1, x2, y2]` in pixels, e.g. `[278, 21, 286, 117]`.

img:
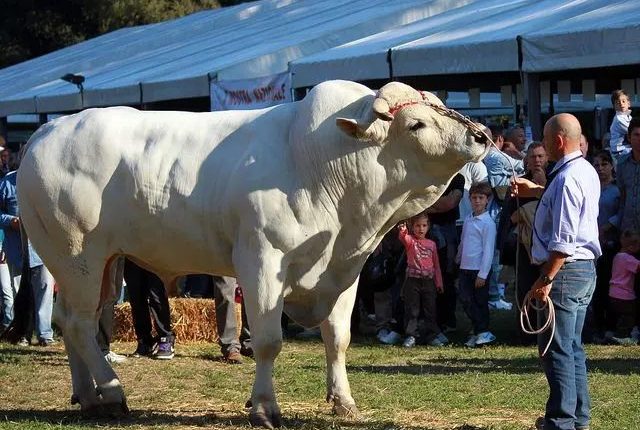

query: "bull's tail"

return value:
[0, 222, 34, 343]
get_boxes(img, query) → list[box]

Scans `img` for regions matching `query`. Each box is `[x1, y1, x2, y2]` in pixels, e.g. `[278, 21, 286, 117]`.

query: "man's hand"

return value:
[10, 217, 20, 231]
[474, 277, 486, 289]
[531, 278, 552, 303]
[397, 222, 407, 234]
[436, 284, 444, 293]
[511, 177, 544, 199]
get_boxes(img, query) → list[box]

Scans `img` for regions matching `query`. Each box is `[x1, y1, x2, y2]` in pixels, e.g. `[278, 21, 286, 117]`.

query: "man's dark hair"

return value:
[526, 141, 545, 155]
[487, 124, 504, 138]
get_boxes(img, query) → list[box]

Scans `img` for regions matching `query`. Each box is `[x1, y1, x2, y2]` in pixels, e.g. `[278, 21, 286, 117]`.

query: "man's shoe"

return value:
[489, 299, 513, 310]
[380, 330, 402, 345]
[154, 337, 175, 360]
[464, 335, 477, 348]
[428, 337, 445, 347]
[38, 338, 58, 347]
[240, 344, 253, 358]
[104, 351, 127, 364]
[223, 350, 243, 364]
[475, 331, 496, 346]
[611, 336, 637, 346]
[402, 336, 416, 348]
[131, 341, 155, 358]
[436, 332, 449, 344]
[376, 328, 390, 342]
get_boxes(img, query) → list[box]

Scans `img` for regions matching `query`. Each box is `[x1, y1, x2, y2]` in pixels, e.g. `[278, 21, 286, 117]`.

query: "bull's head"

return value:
[336, 82, 488, 173]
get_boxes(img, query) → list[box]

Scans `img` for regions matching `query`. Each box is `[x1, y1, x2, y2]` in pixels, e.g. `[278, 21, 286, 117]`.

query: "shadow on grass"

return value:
[0, 409, 490, 429]
[346, 356, 640, 376]
[0, 346, 68, 366]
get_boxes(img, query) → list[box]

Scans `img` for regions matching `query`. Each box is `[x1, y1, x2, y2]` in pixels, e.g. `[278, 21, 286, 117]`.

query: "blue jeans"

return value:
[12, 264, 55, 340]
[0, 262, 16, 329]
[539, 260, 596, 430]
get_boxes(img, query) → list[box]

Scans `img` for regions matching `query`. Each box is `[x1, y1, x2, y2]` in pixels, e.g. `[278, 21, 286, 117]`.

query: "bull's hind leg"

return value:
[320, 280, 359, 418]
[54, 295, 100, 408]
[234, 245, 284, 429]
[57, 257, 127, 416]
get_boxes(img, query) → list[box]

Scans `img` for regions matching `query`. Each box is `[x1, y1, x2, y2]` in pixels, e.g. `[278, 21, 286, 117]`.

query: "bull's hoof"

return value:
[70, 394, 80, 405]
[245, 399, 252, 408]
[332, 402, 360, 419]
[249, 410, 282, 429]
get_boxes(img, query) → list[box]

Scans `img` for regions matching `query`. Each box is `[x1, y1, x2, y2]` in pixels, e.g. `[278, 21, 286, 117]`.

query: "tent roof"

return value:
[521, 1, 640, 72]
[292, 0, 629, 88]
[0, 0, 446, 116]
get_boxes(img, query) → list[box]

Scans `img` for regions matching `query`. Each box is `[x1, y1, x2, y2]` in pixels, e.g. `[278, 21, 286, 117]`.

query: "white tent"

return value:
[292, 0, 628, 89]
[391, 0, 616, 77]
[291, 0, 518, 87]
[521, 1, 640, 72]
[0, 0, 469, 116]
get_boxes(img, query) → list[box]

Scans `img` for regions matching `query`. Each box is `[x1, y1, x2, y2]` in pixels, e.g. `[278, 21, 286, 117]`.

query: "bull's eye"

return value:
[410, 121, 426, 132]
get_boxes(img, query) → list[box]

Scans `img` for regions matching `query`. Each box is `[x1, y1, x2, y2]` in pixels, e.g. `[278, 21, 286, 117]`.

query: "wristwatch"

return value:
[539, 274, 554, 286]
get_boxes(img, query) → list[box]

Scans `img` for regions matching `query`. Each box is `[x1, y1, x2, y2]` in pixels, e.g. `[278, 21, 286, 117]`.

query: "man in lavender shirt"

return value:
[512, 113, 601, 430]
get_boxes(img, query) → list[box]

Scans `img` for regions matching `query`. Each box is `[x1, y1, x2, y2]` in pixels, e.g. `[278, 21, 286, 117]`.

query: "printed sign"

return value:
[210, 72, 291, 111]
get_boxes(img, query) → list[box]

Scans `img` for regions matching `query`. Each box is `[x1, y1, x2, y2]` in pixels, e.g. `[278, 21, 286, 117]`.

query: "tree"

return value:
[0, 0, 250, 69]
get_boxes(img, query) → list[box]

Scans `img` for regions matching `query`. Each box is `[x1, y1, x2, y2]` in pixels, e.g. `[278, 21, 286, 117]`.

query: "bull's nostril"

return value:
[473, 133, 487, 145]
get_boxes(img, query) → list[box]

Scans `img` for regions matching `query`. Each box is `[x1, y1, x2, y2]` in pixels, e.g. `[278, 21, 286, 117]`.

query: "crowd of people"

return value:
[354, 89, 640, 351]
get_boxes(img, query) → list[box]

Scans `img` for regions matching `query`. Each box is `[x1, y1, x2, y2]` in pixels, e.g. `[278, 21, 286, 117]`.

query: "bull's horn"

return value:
[373, 98, 394, 121]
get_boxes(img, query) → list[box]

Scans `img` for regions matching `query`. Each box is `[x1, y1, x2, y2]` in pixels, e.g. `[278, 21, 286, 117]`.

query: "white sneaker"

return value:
[428, 337, 445, 347]
[402, 336, 416, 348]
[464, 335, 477, 348]
[376, 328, 390, 342]
[436, 333, 449, 344]
[380, 330, 402, 345]
[104, 351, 127, 364]
[611, 336, 638, 346]
[489, 299, 513, 311]
[475, 331, 496, 346]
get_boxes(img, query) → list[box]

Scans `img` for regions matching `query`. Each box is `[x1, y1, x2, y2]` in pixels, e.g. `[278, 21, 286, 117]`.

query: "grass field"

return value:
[1, 308, 639, 430]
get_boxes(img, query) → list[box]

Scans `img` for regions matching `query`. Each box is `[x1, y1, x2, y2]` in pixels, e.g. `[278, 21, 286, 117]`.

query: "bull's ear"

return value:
[336, 118, 386, 143]
[336, 118, 364, 138]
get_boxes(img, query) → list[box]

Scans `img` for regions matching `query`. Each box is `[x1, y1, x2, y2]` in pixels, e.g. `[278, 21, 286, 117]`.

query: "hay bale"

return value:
[113, 298, 240, 343]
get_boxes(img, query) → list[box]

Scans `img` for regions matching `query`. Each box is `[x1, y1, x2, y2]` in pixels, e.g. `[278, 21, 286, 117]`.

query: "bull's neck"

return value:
[307, 143, 447, 260]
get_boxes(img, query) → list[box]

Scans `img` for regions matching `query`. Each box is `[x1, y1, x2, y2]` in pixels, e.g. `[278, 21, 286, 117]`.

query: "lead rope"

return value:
[394, 93, 556, 356]
[485, 134, 555, 358]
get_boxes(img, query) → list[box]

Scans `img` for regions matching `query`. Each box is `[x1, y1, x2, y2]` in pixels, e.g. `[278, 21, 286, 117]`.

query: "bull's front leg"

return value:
[320, 280, 360, 418]
[234, 245, 285, 429]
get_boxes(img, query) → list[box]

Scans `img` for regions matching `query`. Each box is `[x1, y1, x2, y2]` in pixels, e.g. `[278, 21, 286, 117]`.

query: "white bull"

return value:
[17, 80, 486, 428]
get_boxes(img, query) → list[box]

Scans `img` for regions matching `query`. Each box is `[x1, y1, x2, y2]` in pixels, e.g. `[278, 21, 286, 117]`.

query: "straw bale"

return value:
[113, 298, 242, 343]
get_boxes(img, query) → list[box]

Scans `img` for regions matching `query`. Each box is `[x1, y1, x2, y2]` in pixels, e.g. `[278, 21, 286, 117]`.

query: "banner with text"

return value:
[210, 72, 291, 111]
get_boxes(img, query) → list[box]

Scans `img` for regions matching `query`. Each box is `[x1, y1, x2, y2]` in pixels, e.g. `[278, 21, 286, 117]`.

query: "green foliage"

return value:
[0, 0, 251, 69]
